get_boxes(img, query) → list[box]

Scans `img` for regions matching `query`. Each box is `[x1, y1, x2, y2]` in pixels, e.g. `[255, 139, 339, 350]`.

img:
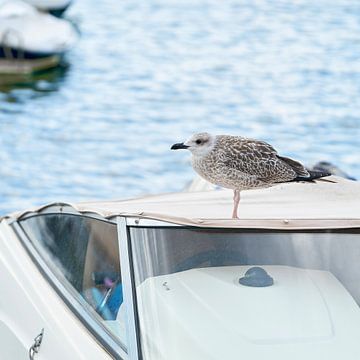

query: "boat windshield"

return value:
[19, 213, 127, 354]
[129, 227, 360, 360]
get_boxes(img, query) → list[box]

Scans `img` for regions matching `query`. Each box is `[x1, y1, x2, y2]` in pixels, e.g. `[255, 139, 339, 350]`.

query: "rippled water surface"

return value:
[0, 0, 359, 214]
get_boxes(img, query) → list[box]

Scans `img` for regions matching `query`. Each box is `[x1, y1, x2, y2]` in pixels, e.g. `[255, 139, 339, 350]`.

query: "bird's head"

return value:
[171, 132, 216, 157]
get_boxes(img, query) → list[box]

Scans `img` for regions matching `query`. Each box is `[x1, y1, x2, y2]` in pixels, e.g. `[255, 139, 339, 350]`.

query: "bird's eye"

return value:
[195, 139, 202, 145]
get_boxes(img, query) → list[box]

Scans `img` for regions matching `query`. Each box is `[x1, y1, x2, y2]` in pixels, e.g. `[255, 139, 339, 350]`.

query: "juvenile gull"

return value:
[171, 133, 331, 219]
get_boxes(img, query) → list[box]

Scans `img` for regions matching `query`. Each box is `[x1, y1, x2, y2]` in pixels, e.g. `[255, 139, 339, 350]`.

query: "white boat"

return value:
[0, 0, 77, 74]
[22, 0, 72, 16]
[0, 176, 360, 359]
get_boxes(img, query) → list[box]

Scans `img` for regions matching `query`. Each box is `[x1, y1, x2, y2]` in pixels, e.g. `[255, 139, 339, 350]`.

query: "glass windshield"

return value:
[130, 227, 360, 360]
[20, 214, 127, 351]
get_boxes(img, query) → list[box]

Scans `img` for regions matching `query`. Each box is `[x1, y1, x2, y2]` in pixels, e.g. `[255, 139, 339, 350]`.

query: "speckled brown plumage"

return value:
[191, 135, 309, 191]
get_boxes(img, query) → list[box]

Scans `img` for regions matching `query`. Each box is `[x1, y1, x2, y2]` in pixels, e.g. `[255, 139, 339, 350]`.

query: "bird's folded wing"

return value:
[219, 137, 304, 182]
[276, 155, 310, 177]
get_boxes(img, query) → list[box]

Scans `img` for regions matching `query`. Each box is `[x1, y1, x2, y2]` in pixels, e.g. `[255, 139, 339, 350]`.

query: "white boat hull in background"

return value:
[0, 0, 77, 73]
[0, 1, 77, 54]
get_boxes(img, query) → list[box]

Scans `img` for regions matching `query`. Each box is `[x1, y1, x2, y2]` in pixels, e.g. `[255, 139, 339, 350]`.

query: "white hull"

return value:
[0, 1, 77, 55]
[0, 221, 112, 359]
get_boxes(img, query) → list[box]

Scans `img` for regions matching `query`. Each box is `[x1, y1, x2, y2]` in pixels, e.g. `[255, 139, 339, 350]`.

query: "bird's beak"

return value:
[171, 142, 189, 150]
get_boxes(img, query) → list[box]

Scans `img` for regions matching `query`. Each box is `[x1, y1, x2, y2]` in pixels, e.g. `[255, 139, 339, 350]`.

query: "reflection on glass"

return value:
[130, 227, 360, 360]
[20, 214, 127, 349]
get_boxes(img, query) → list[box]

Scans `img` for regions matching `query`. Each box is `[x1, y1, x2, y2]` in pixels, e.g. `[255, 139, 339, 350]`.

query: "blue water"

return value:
[0, 0, 359, 214]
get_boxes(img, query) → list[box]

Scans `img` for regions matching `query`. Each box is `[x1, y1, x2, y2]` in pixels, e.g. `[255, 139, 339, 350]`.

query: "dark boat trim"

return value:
[49, 3, 71, 17]
[0, 45, 59, 60]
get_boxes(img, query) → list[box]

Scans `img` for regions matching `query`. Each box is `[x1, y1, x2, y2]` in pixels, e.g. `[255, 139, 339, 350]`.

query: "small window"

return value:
[19, 213, 127, 352]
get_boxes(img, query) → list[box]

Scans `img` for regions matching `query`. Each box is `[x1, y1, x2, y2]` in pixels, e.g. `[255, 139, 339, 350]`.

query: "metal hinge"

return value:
[29, 328, 44, 360]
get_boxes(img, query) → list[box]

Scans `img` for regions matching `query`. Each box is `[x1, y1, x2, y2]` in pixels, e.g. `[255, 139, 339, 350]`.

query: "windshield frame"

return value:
[10, 211, 128, 360]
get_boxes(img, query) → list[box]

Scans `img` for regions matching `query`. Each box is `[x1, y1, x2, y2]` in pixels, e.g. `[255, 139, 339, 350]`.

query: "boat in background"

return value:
[22, 0, 72, 16]
[0, 0, 77, 74]
[311, 161, 356, 181]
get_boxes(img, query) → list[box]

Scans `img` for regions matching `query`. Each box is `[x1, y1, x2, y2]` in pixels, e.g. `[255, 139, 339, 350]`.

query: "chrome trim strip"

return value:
[15, 205, 114, 224]
[117, 217, 142, 360]
[125, 217, 182, 227]
[11, 220, 127, 360]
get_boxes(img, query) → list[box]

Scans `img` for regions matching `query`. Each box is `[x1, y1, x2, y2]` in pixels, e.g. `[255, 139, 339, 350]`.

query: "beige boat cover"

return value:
[6, 176, 360, 229]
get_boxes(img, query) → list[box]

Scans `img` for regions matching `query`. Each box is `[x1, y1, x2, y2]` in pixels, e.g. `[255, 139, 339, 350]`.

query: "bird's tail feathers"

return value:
[293, 170, 333, 183]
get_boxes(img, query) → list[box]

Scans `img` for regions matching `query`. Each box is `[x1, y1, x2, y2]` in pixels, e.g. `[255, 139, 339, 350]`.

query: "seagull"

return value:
[171, 133, 331, 219]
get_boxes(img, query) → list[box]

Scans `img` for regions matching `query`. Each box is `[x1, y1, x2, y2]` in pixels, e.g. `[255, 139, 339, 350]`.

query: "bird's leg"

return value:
[232, 190, 240, 219]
